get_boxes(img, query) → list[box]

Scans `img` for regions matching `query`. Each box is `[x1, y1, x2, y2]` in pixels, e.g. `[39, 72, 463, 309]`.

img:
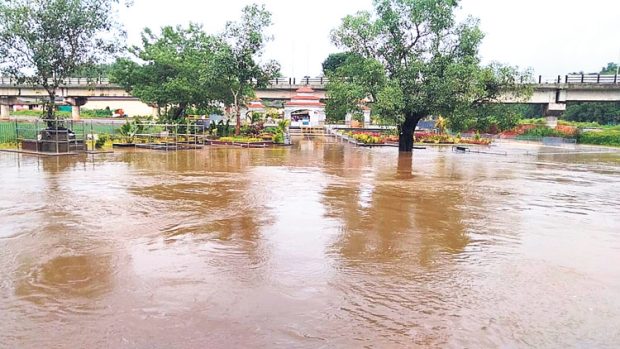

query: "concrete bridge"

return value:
[1, 74, 619, 119]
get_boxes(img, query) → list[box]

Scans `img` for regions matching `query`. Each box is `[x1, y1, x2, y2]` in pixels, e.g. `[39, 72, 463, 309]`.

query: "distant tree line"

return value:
[563, 63, 620, 125]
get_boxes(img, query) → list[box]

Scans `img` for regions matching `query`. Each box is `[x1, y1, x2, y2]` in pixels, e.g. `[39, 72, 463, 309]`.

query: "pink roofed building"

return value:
[246, 99, 266, 112]
[284, 86, 326, 127]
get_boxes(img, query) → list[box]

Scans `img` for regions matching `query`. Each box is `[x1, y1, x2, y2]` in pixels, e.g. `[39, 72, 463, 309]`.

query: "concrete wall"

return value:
[83, 98, 154, 117]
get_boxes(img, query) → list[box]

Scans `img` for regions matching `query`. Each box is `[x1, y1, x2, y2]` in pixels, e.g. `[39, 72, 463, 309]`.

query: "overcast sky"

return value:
[118, 0, 620, 78]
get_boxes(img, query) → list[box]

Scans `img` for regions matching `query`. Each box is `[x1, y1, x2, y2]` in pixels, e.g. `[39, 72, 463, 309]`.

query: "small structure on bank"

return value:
[284, 86, 326, 127]
[246, 99, 266, 113]
[345, 105, 372, 127]
[19, 119, 87, 154]
[244, 99, 266, 122]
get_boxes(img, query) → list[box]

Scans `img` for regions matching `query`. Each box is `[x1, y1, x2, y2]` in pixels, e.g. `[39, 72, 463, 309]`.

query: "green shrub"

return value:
[520, 127, 566, 138]
[577, 130, 620, 146]
[95, 134, 109, 149]
[272, 132, 284, 144]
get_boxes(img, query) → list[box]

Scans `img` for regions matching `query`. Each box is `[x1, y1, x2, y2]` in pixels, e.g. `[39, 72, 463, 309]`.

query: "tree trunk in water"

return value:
[398, 113, 423, 152]
[396, 152, 414, 179]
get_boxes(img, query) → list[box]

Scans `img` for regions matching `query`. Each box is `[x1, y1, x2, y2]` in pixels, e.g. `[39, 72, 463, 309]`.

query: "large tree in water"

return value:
[330, 0, 529, 151]
[0, 0, 126, 123]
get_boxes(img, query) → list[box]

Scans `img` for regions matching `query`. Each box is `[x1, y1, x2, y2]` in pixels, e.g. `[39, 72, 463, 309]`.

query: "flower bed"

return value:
[417, 134, 455, 144]
[459, 138, 492, 145]
[340, 130, 492, 146]
[218, 136, 263, 143]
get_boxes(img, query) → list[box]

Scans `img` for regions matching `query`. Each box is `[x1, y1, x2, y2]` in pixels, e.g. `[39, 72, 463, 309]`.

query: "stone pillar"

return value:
[545, 116, 558, 128]
[0, 104, 10, 119]
[72, 105, 81, 120]
[64, 97, 88, 121]
[544, 102, 566, 128]
[0, 97, 16, 119]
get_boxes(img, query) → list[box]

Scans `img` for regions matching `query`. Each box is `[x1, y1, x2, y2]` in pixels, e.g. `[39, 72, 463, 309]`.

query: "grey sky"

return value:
[118, 0, 620, 78]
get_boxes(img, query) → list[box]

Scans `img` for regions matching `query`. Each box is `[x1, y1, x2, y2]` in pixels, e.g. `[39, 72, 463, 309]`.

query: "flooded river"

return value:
[1, 139, 619, 348]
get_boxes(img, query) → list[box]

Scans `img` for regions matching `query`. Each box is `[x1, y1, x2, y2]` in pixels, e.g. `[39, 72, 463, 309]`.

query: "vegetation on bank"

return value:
[340, 130, 492, 146]
[325, 0, 531, 152]
[110, 5, 279, 130]
[508, 120, 620, 147]
[576, 130, 620, 146]
[0, 0, 124, 121]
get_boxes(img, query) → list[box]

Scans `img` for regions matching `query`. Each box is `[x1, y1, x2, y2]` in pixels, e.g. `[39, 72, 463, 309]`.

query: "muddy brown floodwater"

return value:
[1, 139, 620, 348]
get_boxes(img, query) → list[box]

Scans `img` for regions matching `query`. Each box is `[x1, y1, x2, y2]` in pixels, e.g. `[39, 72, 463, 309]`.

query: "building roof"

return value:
[284, 86, 324, 108]
[247, 99, 265, 109]
[296, 86, 315, 93]
[285, 101, 325, 107]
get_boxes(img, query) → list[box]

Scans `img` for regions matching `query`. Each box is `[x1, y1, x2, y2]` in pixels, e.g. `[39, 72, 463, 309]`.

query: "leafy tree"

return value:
[111, 24, 223, 120]
[322, 52, 359, 75]
[330, 0, 529, 151]
[0, 0, 126, 122]
[600, 62, 618, 75]
[215, 4, 280, 135]
[324, 54, 385, 123]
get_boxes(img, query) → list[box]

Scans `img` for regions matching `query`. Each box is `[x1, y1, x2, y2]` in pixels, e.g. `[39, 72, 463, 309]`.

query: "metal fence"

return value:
[542, 136, 577, 146]
[0, 77, 112, 86]
[0, 120, 122, 144]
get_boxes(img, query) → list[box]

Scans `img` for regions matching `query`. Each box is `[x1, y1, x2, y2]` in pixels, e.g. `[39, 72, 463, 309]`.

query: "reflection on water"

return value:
[1, 139, 620, 348]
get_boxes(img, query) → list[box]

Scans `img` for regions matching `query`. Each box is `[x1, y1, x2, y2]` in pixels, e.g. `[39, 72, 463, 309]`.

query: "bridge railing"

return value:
[267, 75, 620, 87]
[535, 74, 619, 84]
[251, 77, 329, 86]
[0, 77, 112, 86]
[1, 74, 619, 88]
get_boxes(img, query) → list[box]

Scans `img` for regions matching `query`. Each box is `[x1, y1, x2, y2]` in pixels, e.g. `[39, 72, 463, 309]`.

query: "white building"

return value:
[284, 86, 326, 127]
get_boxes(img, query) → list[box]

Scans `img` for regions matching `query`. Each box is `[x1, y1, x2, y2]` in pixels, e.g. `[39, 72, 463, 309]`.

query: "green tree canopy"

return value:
[324, 53, 385, 122]
[111, 24, 223, 120]
[322, 52, 360, 75]
[0, 0, 127, 120]
[330, 0, 530, 151]
[110, 4, 280, 124]
[214, 4, 280, 134]
[564, 102, 620, 125]
[600, 62, 618, 75]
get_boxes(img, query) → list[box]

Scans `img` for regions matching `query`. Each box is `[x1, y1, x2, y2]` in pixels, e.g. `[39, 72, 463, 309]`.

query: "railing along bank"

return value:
[0, 74, 619, 88]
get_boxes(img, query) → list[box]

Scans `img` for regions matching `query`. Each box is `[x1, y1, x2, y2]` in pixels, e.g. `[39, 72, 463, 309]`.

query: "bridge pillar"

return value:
[0, 104, 10, 119]
[64, 97, 88, 120]
[543, 103, 566, 128]
[0, 96, 17, 119]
